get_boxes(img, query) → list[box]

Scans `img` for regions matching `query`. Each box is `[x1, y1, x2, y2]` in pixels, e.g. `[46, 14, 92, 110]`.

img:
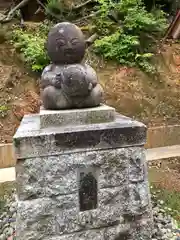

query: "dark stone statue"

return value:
[40, 22, 104, 110]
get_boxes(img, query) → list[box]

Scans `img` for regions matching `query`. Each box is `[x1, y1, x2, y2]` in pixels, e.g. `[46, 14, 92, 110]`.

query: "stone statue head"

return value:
[46, 22, 86, 64]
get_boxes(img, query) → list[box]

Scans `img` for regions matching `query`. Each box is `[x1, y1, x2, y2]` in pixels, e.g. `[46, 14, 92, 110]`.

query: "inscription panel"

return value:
[78, 167, 98, 211]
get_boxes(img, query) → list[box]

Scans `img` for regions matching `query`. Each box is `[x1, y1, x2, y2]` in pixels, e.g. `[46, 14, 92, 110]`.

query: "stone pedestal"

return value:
[13, 105, 153, 240]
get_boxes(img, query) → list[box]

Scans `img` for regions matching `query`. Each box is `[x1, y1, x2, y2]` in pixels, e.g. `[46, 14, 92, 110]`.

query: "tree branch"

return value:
[86, 33, 98, 46]
[0, 0, 31, 23]
[9, 0, 30, 16]
[72, 0, 95, 10]
[36, 0, 65, 21]
[74, 10, 101, 24]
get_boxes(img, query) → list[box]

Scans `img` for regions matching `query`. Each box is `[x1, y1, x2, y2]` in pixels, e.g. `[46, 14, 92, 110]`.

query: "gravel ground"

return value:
[0, 189, 179, 240]
[0, 191, 16, 240]
[151, 188, 180, 240]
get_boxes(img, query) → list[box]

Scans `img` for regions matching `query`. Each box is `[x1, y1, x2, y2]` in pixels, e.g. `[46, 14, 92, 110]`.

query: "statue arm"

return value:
[85, 64, 98, 87]
[41, 64, 61, 89]
[41, 65, 55, 89]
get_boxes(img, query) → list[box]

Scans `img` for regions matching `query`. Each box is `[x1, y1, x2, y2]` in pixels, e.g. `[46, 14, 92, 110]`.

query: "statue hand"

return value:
[53, 74, 62, 89]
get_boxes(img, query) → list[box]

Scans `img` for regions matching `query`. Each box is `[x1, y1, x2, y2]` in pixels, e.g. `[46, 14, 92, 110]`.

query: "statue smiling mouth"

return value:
[64, 49, 74, 55]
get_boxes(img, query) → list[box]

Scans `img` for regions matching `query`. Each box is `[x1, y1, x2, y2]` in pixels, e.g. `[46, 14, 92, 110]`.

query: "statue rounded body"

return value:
[41, 22, 103, 110]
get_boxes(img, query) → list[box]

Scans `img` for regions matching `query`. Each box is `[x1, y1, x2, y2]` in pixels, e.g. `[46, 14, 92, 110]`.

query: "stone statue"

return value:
[40, 22, 104, 110]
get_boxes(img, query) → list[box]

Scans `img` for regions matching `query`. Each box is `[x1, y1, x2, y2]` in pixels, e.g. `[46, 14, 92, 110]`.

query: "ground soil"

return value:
[0, 37, 180, 143]
[96, 41, 180, 127]
[0, 43, 40, 143]
[148, 157, 180, 222]
[149, 157, 180, 192]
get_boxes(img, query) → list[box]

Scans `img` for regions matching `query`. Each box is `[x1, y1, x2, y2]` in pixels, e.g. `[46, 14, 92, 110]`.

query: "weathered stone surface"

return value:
[46, 23, 86, 64]
[128, 147, 147, 183]
[41, 64, 104, 109]
[14, 108, 152, 240]
[17, 199, 124, 235]
[16, 147, 146, 200]
[42, 23, 104, 110]
[16, 197, 152, 240]
[40, 105, 115, 128]
[16, 219, 132, 240]
[128, 181, 151, 215]
[42, 218, 152, 240]
[130, 217, 153, 240]
[13, 113, 146, 159]
[98, 186, 128, 207]
[16, 196, 152, 240]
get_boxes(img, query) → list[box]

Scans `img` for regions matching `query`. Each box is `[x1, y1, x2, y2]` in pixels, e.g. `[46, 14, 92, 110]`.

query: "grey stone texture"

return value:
[46, 22, 86, 64]
[14, 108, 153, 240]
[13, 111, 146, 159]
[41, 64, 104, 110]
[40, 105, 115, 128]
[41, 22, 104, 110]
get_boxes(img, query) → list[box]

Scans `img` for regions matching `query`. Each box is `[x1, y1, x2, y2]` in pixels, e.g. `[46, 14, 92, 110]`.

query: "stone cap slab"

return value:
[40, 105, 115, 128]
[13, 110, 147, 159]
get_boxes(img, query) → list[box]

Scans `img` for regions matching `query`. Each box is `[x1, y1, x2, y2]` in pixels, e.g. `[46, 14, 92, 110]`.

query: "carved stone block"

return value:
[14, 109, 153, 240]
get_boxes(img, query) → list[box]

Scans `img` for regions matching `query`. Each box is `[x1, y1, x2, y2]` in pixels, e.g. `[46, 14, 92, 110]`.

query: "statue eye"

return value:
[71, 38, 79, 45]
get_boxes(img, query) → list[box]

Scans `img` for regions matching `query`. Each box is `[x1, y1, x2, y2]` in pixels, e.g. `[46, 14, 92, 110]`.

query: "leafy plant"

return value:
[93, 0, 168, 73]
[94, 32, 139, 65]
[45, 0, 76, 21]
[38, 20, 53, 36]
[46, 0, 67, 17]
[150, 184, 180, 226]
[0, 105, 9, 118]
[12, 28, 50, 72]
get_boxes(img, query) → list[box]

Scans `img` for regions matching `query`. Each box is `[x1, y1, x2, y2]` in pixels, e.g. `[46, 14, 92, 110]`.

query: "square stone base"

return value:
[16, 147, 153, 240]
[40, 105, 115, 128]
[14, 105, 152, 240]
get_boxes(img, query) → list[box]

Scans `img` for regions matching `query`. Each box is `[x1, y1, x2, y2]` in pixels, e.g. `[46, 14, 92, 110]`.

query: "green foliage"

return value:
[11, 26, 50, 72]
[45, 0, 76, 21]
[10, 0, 168, 74]
[0, 105, 9, 118]
[151, 185, 180, 226]
[38, 20, 53, 35]
[94, 32, 139, 66]
[46, 0, 65, 16]
[93, 0, 168, 73]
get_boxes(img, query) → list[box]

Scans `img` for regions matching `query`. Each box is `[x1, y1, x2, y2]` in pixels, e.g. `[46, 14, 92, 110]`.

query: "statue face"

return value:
[46, 22, 86, 64]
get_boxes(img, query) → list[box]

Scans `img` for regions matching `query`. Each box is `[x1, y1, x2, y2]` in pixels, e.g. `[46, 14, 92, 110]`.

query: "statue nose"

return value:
[67, 41, 73, 49]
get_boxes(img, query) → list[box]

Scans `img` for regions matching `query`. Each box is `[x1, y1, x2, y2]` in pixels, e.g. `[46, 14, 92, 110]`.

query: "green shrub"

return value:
[94, 31, 139, 66]
[93, 0, 168, 73]
[0, 105, 9, 118]
[46, 0, 65, 16]
[12, 27, 50, 72]
[10, 0, 168, 74]
[45, 0, 76, 21]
